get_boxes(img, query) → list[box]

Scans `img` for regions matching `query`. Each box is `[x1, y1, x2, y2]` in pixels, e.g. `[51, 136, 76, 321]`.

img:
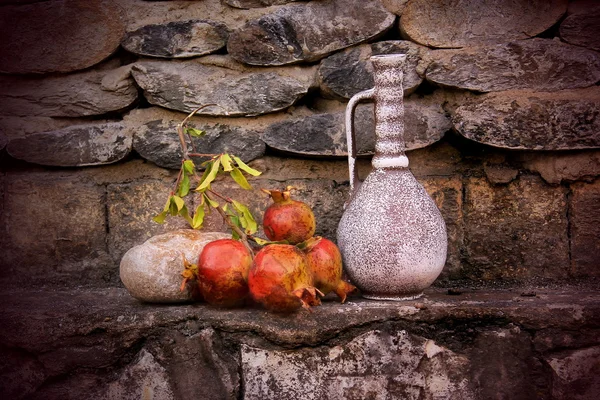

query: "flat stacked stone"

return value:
[126, 108, 265, 169]
[0, 0, 125, 74]
[426, 39, 600, 92]
[318, 41, 428, 99]
[400, 0, 567, 48]
[131, 59, 314, 116]
[569, 180, 600, 276]
[452, 88, 600, 150]
[559, 5, 600, 52]
[0, 65, 138, 117]
[227, 0, 395, 65]
[263, 97, 450, 156]
[224, 0, 299, 8]
[122, 20, 229, 58]
[6, 123, 131, 167]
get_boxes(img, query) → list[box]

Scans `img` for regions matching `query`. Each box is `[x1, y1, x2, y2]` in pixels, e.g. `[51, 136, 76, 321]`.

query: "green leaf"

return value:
[203, 193, 219, 208]
[179, 204, 193, 225]
[192, 205, 205, 229]
[229, 215, 241, 240]
[252, 237, 289, 246]
[177, 173, 190, 197]
[230, 167, 252, 190]
[185, 127, 205, 137]
[232, 156, 261, 176]
[197, 158, 221, 191]
[172, 195, 185, 211]
[232, 200, 258, 235]
[183, 159, 195, 175]
[220, 154, 233, 172]
[152, 210, 169, 224]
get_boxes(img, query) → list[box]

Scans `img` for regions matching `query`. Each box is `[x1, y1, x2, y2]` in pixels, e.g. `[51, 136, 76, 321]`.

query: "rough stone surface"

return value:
[0, 0, 125, 74]
[107, 180, 192, 264]
[131, 59, 314, 116]
[106, 349, 175, 400]
[560, 7, 600, 52]
[120, 230, 229, 303]
[426, 39, 600, 92]
[569, 180, 600, 277]
[129, 112, 265, 169]
[0, 172, 113, 286]
[546, 346, 600, 400]
[318, 41, 429, 100]
[227, 0, 395, 65]
[400, 0, 567, 48]
[0, 65, 138, 117]
[122, 19, 229, 58]
[464, 175, 569, 280]
[224, 0, 299, 8]
[520, 151, 600, 185]
[380, 0, 409, 15]
[421, 177, 464, 281]
[0, 286, 599, 399]
[453, 88, 600, 150]
[263, 97, 451, 156]
[6, 123, 132, 167]
[242, 329, 475, 399]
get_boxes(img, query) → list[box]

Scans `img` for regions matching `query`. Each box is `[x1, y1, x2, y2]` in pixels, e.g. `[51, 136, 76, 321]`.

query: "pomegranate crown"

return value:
[261, 185, 295, 203]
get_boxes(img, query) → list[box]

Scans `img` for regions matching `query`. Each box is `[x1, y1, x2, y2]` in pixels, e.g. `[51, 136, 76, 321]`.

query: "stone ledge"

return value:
[1, 286, 599, 399]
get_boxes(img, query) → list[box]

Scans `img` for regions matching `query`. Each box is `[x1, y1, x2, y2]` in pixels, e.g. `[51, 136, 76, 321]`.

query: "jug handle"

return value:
[345, 88, 375, 195]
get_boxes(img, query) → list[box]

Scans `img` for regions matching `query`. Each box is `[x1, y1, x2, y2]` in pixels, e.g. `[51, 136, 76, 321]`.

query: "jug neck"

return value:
[370, 54, 409, 169]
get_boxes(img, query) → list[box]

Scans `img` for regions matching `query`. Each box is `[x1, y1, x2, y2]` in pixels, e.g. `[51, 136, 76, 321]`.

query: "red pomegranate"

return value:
[196, 239, 253, 307]
[248, 244, 323, 313]
[262, 187, 316, 245]
[303, 237, 356, 303]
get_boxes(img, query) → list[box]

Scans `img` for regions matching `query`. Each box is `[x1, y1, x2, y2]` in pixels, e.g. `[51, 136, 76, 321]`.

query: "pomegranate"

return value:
[262, 187, 316, 245]
[248, 244, 323, 313]
[196, 239, 253, 307]
[303, 237, 356, 303]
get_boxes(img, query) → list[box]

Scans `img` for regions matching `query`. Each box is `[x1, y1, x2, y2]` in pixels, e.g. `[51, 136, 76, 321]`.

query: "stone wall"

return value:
[1, 0, 599, 289]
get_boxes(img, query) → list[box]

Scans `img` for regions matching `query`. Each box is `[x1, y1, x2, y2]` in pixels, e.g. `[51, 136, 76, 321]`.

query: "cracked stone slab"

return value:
[400, 0, 567, 48]
[426, 39, 600, 92]
[6, 122, 132, 167]
[0, 0, 125, 74]
[241, 330, 475, 399]
[131, 58, 314, 116]
[0, 64, 138, 117]
[262, 96, 450, 156]
[560, 5, 600, 52]
[452, 88, 600, 150]
[318, 40, 429, 100]
[227, 0, 395, 65]
[122, 19, 229, 58]
[546, 346, 600, 400]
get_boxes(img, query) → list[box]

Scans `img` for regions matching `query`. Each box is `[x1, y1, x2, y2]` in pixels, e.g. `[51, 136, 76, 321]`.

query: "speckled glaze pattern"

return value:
[338, 54, 447, 300]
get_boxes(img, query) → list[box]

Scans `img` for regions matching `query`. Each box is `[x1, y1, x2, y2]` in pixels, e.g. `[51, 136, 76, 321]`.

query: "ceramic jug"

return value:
[337, 54, 447, 300]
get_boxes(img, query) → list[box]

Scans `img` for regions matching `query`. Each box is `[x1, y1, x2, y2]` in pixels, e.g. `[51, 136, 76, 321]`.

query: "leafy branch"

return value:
[152, 105, 264, 253]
